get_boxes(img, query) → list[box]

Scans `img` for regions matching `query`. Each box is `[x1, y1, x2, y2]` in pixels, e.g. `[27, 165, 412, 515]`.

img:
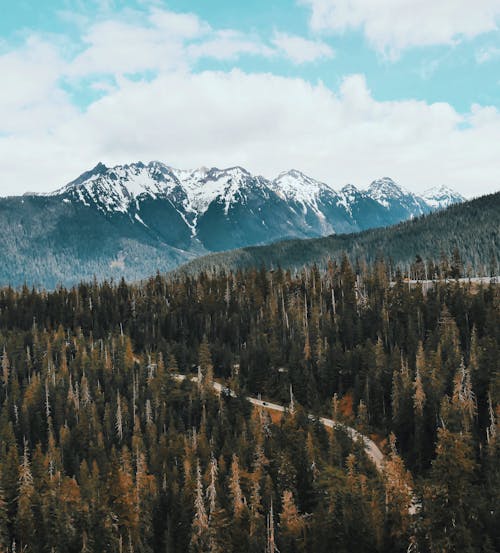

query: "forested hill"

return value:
[179, 191, 499, 275]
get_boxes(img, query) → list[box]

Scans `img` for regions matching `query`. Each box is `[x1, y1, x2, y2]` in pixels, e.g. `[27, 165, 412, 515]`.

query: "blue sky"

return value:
[1, 0, 500, 197]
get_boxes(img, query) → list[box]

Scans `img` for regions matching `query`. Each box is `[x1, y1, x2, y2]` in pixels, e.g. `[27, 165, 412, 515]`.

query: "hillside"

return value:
[0, 194, 199, 289]
[179, 191, 500, 275]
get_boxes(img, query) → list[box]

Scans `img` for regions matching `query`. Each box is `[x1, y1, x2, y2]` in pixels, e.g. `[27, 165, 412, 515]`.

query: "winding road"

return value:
[173, 374, 385, 472]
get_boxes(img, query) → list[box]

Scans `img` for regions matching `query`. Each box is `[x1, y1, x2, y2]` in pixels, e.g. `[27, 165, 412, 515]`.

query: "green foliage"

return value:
[0, 256, 497, 552]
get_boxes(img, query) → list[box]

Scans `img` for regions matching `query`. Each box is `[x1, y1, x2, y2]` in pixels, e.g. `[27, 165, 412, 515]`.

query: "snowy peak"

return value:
[368, 177, 408, 205]
[367, 179, 464, 211]
[57, 162, 278, 224]
[367, 177, 429, 216]
[340, 184, 360, 195]
[271, 169, 334, 203]
[176, 165, 268, 215]
[56, 162, 465, 216]
[339, 184, 364, 204]
[335, 184, 366, 216]
[67, 162, 109, 187]
[422, 185, 465, 209]
[59, 161, 182, 213]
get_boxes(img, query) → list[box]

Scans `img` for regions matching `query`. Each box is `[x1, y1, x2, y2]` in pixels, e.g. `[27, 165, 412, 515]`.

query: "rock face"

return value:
[0, 161, 464, 287]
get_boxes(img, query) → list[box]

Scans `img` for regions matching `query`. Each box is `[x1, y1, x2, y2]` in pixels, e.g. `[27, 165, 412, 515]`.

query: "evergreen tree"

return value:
[421, 427, 478, 552]
[278, 490, 305, 553]
[190, 462, 209, 553]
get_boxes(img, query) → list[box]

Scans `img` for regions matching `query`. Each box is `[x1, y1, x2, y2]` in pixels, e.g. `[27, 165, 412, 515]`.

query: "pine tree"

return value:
[15, 442, 36, 551]
[207, 456, 218, 517]
[279, 490, 305, 553]
[206, 457, 229, 553]
[450, 247, 463, 280]
[382, 434, 414, 547]
[135, 450, 156, 551]
[198, 337, 214, 392]
[413, 346, 427, 468]
[265, 501, 277, 553]
[229, 454, 245, 518]
[190, 462, 209, 553]
[116, 391, 124, 441]
[249, 476, 265, 553]
[421, 427, 478, 552]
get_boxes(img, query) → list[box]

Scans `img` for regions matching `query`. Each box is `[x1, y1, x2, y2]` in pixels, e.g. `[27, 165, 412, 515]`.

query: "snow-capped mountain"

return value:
[422, 185, 465, 209]
[55, 162, 463, 232]
[271, 169, 334, 203]
[0, 161, 465, 287]
[365, 177, 431, 225]
[53, 161, 467, 245]
[368, 177, 426, 212]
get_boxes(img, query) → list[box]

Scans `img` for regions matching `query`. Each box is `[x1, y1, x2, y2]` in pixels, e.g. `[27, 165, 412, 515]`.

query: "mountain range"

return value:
[180, 191, 499, 277]
[0, 161, 464, 287]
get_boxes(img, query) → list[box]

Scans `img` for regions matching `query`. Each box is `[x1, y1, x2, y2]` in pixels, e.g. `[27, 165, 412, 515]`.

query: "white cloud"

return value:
[1, 6, 500, 199]
[301, 0, 500, 56]
[187, 30, 275, 61]
[1, 66, 500, 199]
[64, 9, 275, 78]
[272, 32, 334, 63]
[476, 45, 500, 62]
[0, 36, 76, 134]
[66, 19, 192, 77]
[148, 8, 209, 39]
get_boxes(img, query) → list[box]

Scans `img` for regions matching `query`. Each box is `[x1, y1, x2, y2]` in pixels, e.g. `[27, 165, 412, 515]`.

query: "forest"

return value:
[0, 253, 498, 552]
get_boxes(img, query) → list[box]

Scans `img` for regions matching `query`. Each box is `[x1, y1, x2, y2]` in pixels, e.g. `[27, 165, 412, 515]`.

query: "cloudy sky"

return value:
[1, 0, 500, 197]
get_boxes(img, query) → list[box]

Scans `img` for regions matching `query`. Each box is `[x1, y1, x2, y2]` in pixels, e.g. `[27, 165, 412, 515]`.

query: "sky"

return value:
[1, 0, 500, 198]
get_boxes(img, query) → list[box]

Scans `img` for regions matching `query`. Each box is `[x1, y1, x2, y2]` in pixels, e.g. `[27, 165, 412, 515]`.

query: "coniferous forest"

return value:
[0, 255, 498, 553]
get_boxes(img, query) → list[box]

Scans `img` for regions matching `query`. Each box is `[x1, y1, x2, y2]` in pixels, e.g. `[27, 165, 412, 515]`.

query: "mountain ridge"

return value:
[0, 160, 466, 288]
[49, 161, 464, 245]
[52, 161, 463, 216]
